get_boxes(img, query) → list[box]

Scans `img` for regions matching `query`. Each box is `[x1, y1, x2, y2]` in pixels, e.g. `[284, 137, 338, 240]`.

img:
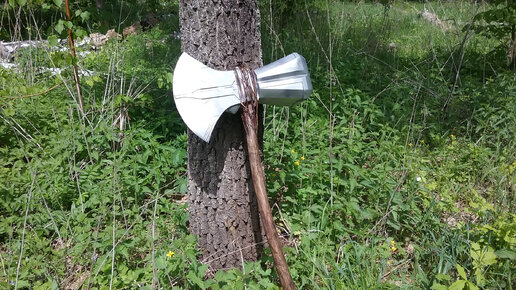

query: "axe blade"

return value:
[172, 52, 312, 142]
[255, 52, 312, 106]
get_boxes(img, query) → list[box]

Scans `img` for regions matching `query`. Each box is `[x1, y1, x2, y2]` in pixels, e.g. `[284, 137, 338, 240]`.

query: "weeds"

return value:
[1, 0, 515, 288]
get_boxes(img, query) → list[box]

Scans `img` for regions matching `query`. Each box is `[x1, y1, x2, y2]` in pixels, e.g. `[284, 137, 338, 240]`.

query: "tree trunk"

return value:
[178, 0, 264, 271]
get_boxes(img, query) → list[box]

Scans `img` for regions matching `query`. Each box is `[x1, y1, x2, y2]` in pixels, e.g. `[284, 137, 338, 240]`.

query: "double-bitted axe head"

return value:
[173, 52, 312, 142]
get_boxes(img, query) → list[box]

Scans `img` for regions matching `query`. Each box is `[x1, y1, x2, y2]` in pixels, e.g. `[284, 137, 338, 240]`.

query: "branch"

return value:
[65, 0, 84, 113]
[1, 83, 63, 100]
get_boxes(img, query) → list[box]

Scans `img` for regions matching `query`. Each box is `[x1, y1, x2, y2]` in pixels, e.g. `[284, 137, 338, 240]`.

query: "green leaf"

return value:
[3, 106, 15, 117]
[51, 279, 59, 290]
[436, 273, 451, 282]
[495, 249, 516, 260]
[53, 0, 63, 7]
[197, 264, 209, 277]
[80, 11, 91, 21]
[467, 281, 479, 290]
[482, 251, 497, 266]
[85, 78, 94, 87]
[64, 21, 73, 29]
[48, 35, 59, 47]
[155, 255, 167, 269]
[470, 242, 481, 259]
[34, 282, 52, 290]
[16, 280, 31, 288]
[55, 20, 64, 34]
[74, 28, 87, 38]
[234, 280, 244, 289]
[187, 271, 205, 289]
[471, 242, 497, 266]
[430, 283, 448, 290]
[178, 178, 188, 194]
[166, 72, 173, 84]
[16, 0, 27, 6]
[456, 264, 467, 280]
[386, 218, 401, 230]
[122, 94, 132, 102]
[449, 279, 466, 290]
[474, 268, 485, 286]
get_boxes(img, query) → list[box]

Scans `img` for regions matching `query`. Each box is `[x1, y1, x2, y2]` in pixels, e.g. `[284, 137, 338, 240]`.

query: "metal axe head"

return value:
[173, 52, 312, 142]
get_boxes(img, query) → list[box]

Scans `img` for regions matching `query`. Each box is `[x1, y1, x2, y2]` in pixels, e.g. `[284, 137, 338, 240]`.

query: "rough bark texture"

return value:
[178, 0, 263, 271]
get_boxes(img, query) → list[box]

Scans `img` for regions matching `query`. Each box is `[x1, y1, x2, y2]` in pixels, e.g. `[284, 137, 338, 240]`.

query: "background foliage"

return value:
[1, 0, 515, 289]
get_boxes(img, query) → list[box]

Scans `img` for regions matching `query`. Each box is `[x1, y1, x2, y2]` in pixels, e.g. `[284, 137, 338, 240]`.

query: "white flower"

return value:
[416, 177, 422, 182]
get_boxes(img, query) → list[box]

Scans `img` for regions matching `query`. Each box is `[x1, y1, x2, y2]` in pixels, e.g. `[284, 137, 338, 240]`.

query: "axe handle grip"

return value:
[243, 113, 296, 290]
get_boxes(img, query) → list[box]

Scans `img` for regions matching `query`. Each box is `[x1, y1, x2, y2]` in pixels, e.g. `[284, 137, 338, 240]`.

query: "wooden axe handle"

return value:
[242, 112, 296, 290]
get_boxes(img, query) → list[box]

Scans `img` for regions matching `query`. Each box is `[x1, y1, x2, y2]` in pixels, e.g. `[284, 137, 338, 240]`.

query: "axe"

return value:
[173, 52, 312, 141]
[173, 52, 312, 290]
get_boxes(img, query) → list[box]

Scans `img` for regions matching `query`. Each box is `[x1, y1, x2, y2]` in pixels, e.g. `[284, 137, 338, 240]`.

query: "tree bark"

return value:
[178, 0, 264, 271]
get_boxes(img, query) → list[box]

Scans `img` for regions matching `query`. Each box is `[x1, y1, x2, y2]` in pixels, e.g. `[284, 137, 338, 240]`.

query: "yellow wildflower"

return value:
[295, 160, 300, 166]
[420, 139, 425, 144]
[408, 143, 413, 147]
[391, 246, 397, 252]
[291, 149, 295, 153]
[167, 251, 175, 258]
[387, 260, 391, 265]
[391, 240, 395, 246]
[301, 156, 305, 160]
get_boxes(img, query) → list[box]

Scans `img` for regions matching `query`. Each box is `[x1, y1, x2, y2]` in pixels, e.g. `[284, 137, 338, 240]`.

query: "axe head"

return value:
[173, 52, 312, 142]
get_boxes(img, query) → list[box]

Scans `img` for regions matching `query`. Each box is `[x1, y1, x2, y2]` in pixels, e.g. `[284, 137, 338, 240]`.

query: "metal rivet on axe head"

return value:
[173, 52, 313, 142]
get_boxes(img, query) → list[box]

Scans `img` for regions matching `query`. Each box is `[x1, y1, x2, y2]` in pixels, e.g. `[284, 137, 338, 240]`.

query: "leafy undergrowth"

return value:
[1, 0, 515, 289]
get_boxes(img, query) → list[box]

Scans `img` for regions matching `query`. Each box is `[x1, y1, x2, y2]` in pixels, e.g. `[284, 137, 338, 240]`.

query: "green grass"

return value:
[261, 1, 515, 288]
[1, 0, 515, 288]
